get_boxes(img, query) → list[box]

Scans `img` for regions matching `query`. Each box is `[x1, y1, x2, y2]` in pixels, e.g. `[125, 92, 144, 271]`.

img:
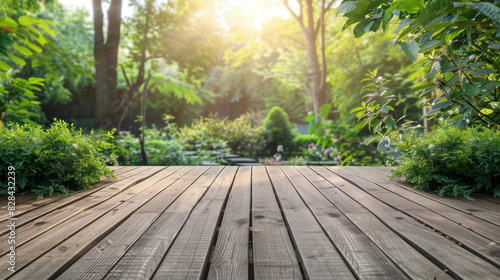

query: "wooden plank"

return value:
[5, 166, 193, 279]
[0, 193, 37, 209]
[298, 167, 451, 279]
[251, 166, 302, 280]
[153, 166, 238, 279]
[38, 166, 205, 280]
[0, 166, 158, 249]
[284, 166, 408, 279]
[365, 166, 500, 224]
[331, 167, 500, 263]
[266, 166, 355, 280]
[313, 166, 500, 279]
[208, 167, 251, 280]
[0, 166, 144, 223]
[98, 166, 225, 280]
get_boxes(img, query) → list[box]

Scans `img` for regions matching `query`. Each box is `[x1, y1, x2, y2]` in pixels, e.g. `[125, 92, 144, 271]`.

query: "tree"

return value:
[283, 0, 337, 121]
[338, 0, 500, 129]
[92, 0, 122, 129]
[0, 15, 53, 126]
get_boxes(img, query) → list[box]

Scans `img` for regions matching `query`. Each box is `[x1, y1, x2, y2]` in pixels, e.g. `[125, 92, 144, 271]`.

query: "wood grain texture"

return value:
[6, 166, 185, 280]
[266, 166, 355, 280]
[300, 167, 452, 280]
[0, 166, 143, 230]
[208, 166, 251, 280]
[251, 166, 302, 280]
[53, 166, 211, 280]
[314, 166, 500, 279]
[331, 167, 500, 265]
[285, 166, 409, 279]
[0, 167, 150, 254]
[366, 166, 500, 223]
[153, 166, 238, 279]
[101, 166, 225, 280]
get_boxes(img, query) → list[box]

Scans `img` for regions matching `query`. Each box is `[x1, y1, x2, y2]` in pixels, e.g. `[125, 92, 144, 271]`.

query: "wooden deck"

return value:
[2, 166, 500, 279]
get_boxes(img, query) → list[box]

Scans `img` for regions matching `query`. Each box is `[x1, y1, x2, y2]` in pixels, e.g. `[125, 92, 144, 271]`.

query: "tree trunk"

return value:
[284, 0, 332, 122]
[93, 0, 122, 129]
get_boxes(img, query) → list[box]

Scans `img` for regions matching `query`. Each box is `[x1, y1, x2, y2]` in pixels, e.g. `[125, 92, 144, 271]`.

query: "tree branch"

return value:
[284, 0, 303, 27]
[92, 0, 104, 47]
[315, 0, 335, 36]
[121, 65, 131, 88]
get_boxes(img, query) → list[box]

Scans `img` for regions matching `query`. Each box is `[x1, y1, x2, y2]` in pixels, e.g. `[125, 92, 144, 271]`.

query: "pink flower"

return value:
[308, 144, 312, 149]
[323, 148, 330, 156]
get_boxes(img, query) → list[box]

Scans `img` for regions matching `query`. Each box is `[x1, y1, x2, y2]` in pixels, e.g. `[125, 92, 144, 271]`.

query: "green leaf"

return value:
[364, 20, 375, 33]
[338, 1, 358, 14]
[488, 42, 500, 49]
[385, 0, 424, 21]
[18, 16, 38, 26]
[419, 39, 440, 53]
[399, 40, 419, 62]
[377, 136, 390, 152]
[0, 17, 18, 29]
[12, 43, 33, 56]
[468, 68, 495, 76]
[480, 108, 493, 115]
[454, 2, 500, 23]
[31, 59, 41, 68]
[353, 21, 366, 38]
[6, 52, 26, 67]
[431, 100, 453, 110]
[409, 83, 439, 94]
[0, 60, 11, 71]
[465, 85, 480, 97]
[38, 24, 55, 38]
[384, 116, 397, 129]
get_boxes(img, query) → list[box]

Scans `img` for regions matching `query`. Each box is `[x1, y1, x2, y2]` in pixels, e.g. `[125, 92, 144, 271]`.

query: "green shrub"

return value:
[108, 128, 188, 166]
[0, 120, 116, 197]
[262, 106, 296, 154]
[392, 126, 500, 198]
[177, 113, 265, 157]
[292, 134, 317, 150]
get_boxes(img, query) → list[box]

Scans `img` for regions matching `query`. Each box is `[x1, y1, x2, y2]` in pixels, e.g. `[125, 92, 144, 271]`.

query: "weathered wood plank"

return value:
[6, 166, 190, 280]
[314, 166, 500, 279]
[365, 166, 500, 224]
[266, 166, 355, 280]
[51, 166, 211, 280]
[251, 166, 302, 280]
[0, 166, 144, 224]
[284, 166, 409, 279]
[331, 167, 500, 265]
[100, 166, 225, 280]
[153, 166, 238, 279]
[0, 193, 37, 209]
[0, 166, 152, 254]
[208, 167, 251, 280]
[298, 167, 451, 280]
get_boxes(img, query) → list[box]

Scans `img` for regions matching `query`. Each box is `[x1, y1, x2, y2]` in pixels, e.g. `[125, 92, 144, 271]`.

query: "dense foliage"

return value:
[0, 120, 115, 197]
[393, 125, 500, 198]
[108, 128, 189, 166]
[177, 113, 266, 157]
[262, 106, 296, 155]
[339, 0, 500, 129]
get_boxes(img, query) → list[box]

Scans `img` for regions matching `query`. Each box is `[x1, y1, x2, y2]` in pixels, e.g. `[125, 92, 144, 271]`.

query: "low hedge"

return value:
[0, 120, 116, 197]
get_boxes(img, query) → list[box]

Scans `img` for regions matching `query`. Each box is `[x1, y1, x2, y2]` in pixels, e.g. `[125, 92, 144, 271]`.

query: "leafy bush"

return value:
[0, 120, 116, 197]
[177, 113, 265, 157]
[292, 134, 317, 150]
[176, 114, 228, 151]
[392, 126, 500, 198]
[108, 125, 189, 166]
[262, 106, 296, 154]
